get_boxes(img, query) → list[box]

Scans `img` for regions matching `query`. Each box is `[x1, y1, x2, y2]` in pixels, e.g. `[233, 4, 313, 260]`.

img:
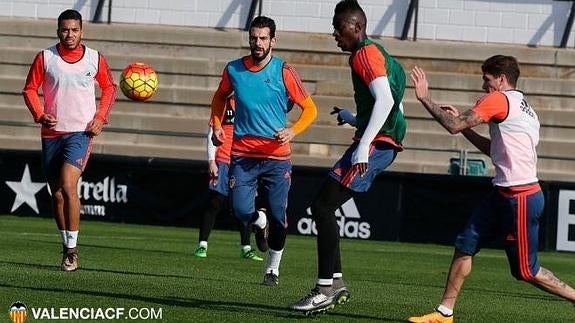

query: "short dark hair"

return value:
[58, 9, 82, 29]
[334, 0, 366, 23]
[481, 55, 520, 87]
[250, 16, 276, 39]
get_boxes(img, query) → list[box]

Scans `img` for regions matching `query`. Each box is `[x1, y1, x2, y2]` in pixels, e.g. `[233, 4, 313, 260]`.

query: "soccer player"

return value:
[210, 15, 318, 286]
[290, 0, 407, 314]
[407, 56, 575, 323]
[194, 95, 264, 261]
[22, 9, 117, 271]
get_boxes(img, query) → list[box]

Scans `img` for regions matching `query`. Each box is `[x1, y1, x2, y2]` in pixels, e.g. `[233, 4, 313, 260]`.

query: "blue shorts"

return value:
[455, 187, 543, 281]
[329, 141, 397, 192]
[209, 162, 230, 196]
[42, 132, 92, 181]
[229, 156, 291, 227]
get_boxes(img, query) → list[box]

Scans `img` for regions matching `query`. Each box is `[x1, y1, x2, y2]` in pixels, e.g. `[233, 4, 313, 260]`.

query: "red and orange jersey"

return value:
[472, 91, 509, 122]
[213, 96, 235, 164]
[22, 43, 116, 138]
[210, 55, 316, 160]
[350, 43, 388, 85]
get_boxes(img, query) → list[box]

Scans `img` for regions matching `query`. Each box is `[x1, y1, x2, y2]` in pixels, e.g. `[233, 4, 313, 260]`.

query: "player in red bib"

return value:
[408, 56, 575, 322]
[22, 9, 117, 272]
[194, 95, 264, 261]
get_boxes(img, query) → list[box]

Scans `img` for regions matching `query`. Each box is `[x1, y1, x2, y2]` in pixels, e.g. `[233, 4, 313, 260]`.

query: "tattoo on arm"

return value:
[419, 98, 483, 134]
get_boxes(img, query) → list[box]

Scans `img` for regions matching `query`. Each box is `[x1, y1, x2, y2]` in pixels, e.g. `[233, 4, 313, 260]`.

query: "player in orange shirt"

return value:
[22, 9, 117, 271]
[210, 16, 317, 286]
[408, 56, 575, 323]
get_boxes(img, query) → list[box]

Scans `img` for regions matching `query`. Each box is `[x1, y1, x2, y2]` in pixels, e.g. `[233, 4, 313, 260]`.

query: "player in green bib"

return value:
[290, 0, 407, 315]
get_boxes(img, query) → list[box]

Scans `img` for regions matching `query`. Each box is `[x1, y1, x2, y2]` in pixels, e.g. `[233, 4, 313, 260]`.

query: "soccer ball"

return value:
[120, 62, 158, 101]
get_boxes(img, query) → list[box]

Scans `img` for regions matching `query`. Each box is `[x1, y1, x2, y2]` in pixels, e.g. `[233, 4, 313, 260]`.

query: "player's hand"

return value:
[330, 106, 345, 125]
[208, 160, 218, 178]
[211, 127, 225, 146]
[353, 163, 368, 176]
[39, 114, 57, 129]
[410, 66, 430, 101]
[86, 118, 104, 137]
[275, 127, 295, 145]
[440, 104, 460, 117]
[330, 106, 355, 126]
[351, 144, 369, 176]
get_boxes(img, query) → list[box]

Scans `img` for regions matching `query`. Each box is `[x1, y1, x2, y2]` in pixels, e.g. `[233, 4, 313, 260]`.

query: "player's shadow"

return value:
[216, 0, 255, 30]
[361, 277, 565, 303]
[0, 260, 262, 286]
[371, 0, 409, 38]
[1, 282, 395, 321]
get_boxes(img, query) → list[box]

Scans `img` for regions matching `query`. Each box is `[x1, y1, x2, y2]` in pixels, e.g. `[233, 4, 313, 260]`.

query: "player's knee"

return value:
[52, 189, 64, 203]
[510, 266, 536, 282]
[235, 212, 253, 224]
[233, 200, 252, 217]
[60, 182, 78, 198]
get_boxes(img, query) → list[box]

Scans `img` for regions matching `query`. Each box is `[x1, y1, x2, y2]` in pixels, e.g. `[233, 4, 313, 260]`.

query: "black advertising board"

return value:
[2, 149, 571, 251]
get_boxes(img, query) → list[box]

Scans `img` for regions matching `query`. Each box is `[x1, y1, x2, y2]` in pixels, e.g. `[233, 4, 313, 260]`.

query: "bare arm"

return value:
[411, 67, 484, 133]
[461, 128, 491, 156]
[410, 66, 490, 155]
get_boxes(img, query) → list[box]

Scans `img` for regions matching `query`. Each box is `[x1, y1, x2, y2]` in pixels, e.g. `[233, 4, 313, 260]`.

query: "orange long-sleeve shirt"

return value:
[22, 43, 117, 137]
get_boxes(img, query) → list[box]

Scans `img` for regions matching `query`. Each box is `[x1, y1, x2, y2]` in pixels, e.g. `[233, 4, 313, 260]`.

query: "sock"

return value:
[332, 274, 344, 289]
[66, 231, 78, 249]
[253, 210, 267, 229]
[316, 284, 332, 296]
[265, 248, 283, 276]
[59, 230, 67, 246]
[199, 241, 208, 249]
[317, 278, 333, 286]
[241, 245, 251, 253]
[436, 305, 453, 316]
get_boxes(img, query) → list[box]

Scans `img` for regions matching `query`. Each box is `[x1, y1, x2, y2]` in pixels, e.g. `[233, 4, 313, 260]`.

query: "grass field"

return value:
[1, 215, 574, 323]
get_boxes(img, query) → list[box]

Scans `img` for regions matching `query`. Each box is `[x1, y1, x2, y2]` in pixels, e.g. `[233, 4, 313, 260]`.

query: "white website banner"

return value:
[556, 190, 575, 252]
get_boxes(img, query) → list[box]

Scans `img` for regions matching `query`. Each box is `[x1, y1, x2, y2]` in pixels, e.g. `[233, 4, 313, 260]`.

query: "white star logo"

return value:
[5, 164, 47, 214]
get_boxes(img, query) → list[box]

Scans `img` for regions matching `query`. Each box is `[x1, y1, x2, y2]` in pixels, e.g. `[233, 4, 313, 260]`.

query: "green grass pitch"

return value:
[1, 215, 574, 322]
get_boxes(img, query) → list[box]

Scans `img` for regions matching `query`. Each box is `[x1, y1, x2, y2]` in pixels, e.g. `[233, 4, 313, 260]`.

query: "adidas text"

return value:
[297, 198, 371, 239]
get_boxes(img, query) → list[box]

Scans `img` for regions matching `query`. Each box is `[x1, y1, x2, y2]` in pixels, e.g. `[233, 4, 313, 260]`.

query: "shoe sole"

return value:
[61, 264, 78, 272]
[263, 283, 278, 287]
[302, 303, 336, 316]
[333, 290, 351, 305]
[295, 290, 349, 316]
[262, 281, 278, 287]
